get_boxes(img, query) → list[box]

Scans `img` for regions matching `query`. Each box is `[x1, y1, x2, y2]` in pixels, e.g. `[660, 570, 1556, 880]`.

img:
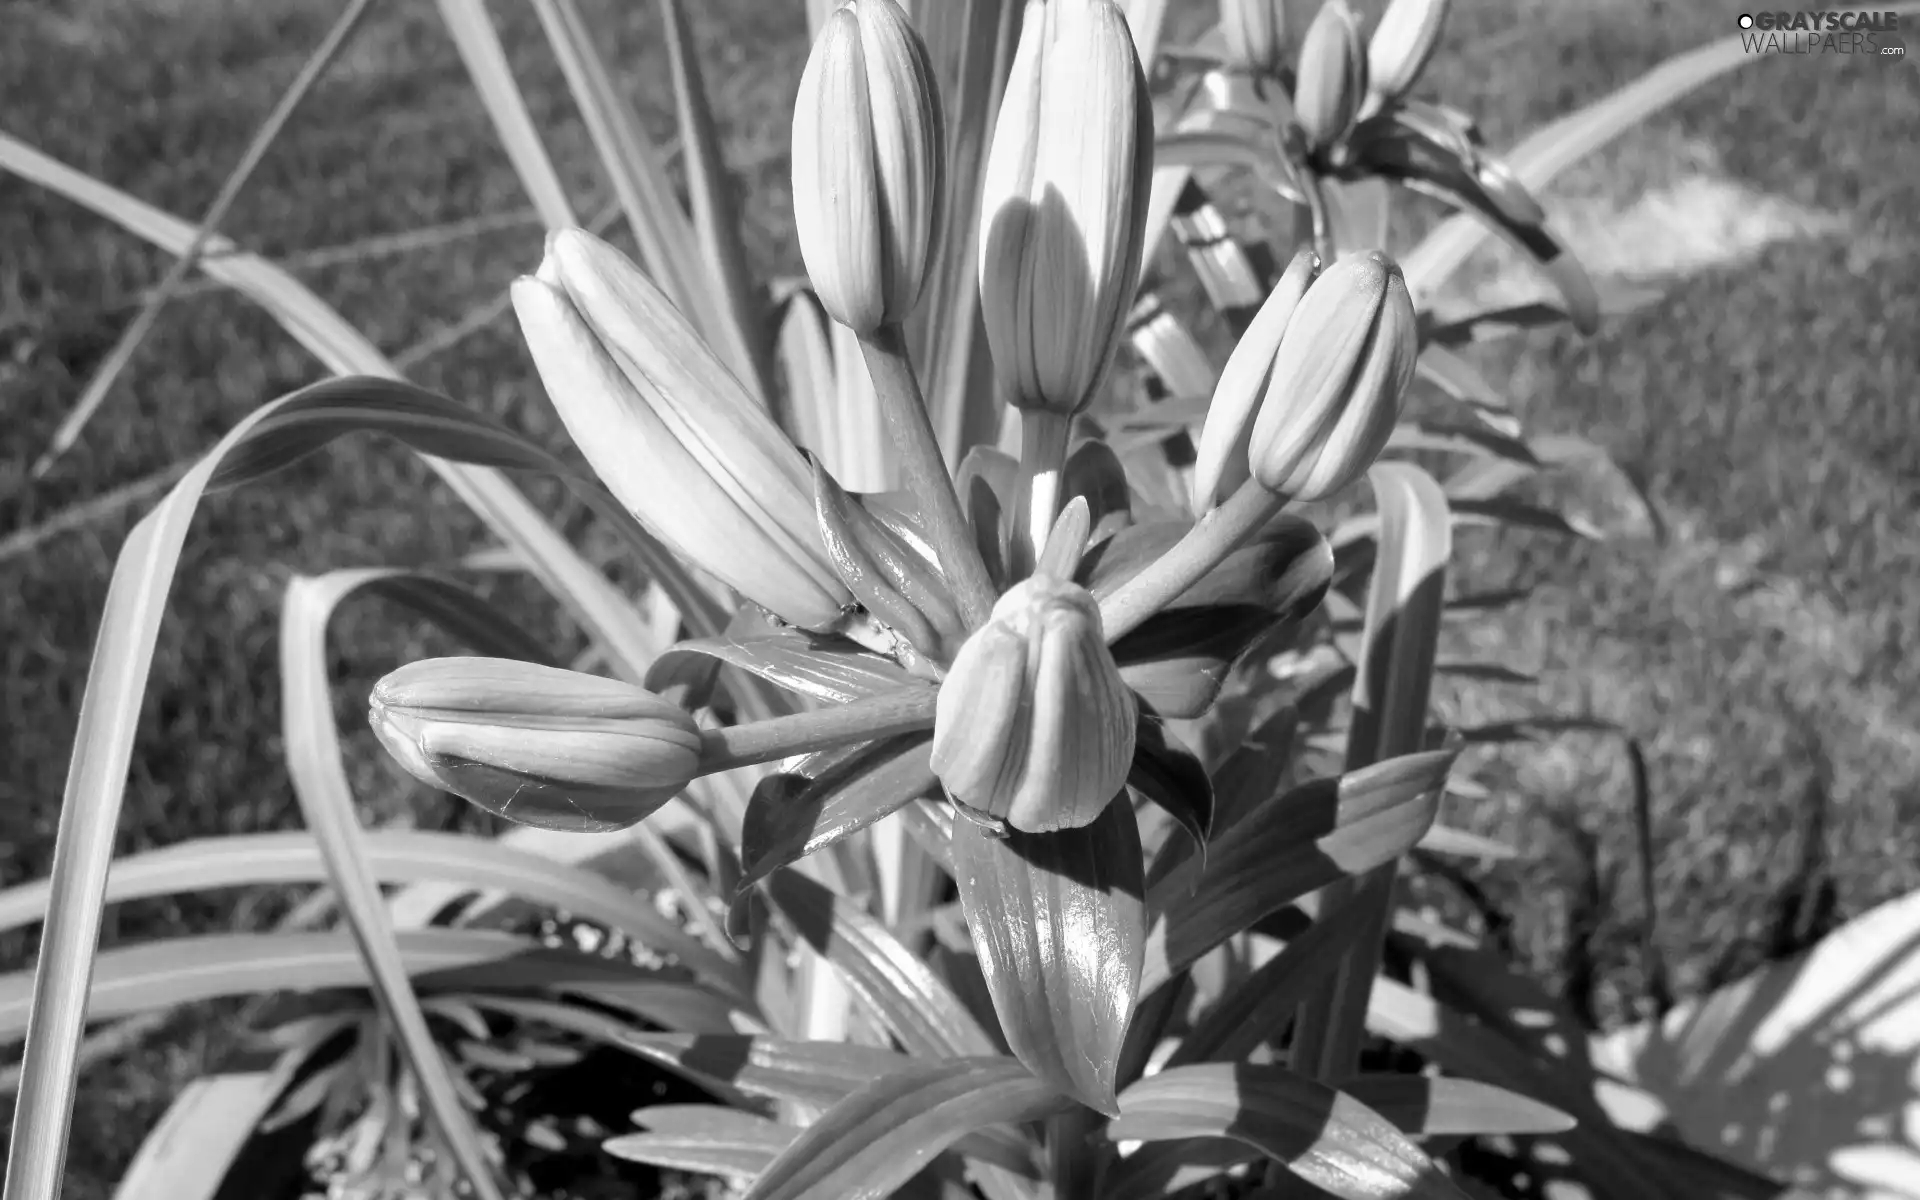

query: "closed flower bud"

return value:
[513, 229, 853, 630]
[978, 0, 1154, 415]
[1367, 0, 1448, 104]
[1249, 250, 1417, 501]
[930, 575, 1138, 833]
[792, 0, 947, 335]
[1190, 248, 1319, 513]
[369, 658, 703, 833]
[1220, 0, 1289, 77]
[1293, 0, 1367, 153]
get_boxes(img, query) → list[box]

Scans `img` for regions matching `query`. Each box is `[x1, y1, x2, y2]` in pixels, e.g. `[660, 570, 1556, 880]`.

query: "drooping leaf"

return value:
[1110, 1063, 1471, 1200]
[739, 736, 939, 890]
[760, 870, 998, 1059]
[1141, 751, 1454, 993]
[740, 1058, 1070, 1200]
[950, 798, 1146, 1116]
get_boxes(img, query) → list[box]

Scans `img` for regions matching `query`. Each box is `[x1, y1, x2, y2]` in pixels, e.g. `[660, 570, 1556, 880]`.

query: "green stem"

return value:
[1302, 166, 1336, 266]
[1098, 479, 1286, 643]
[694, 687, 938, 775]
[1014, 409, 1070, 580]
[859, 324, 999, 630]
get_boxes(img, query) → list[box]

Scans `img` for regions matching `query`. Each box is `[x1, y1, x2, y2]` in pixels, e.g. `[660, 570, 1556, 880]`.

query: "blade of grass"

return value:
[29, 0, 378, 482]
[657, 0, 775, 401]
[434, 0, 578, 228]
[1291, 463, 1453, 1086]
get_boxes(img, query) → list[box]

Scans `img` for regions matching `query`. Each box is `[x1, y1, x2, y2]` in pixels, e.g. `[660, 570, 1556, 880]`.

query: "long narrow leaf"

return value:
[435, 0, 578, 228]
[740, 1058, 1069, 1200]
[109, 1072, 290, 1200]
[1110, 1063, 1471, 1200]
[607, 1105, 797, 1179]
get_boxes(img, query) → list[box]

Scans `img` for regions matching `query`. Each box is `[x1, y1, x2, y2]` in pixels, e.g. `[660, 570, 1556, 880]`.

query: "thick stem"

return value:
[858, 324, 999, 630]
[1301, 166, 1336, 267]
[1014, 409, 1071, 580]
[694, 687, 938, 776]
[1098, 480, 1287, 643]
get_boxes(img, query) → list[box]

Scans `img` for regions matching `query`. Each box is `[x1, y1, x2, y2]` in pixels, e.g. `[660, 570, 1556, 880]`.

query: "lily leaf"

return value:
[616, 1033, 914, 1111]
[1109, 1063, 1471, 1200]
[760, 870, 997, 1059]
[740, 1058, 1070, 1200]
[1140, 751, 1454, 993]
[647, 629, 921, 706]
[1338, 1076, 1576, 1138]
[606, 1105, 796, 1180]
[739, 736, 938, 890]
[1127, 716, 1213, 858]
[951, 797, 1146, 1116]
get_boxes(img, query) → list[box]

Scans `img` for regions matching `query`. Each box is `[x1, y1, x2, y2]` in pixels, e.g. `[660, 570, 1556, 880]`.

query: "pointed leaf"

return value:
[951, 798, 1146, 1115]
[1127, 717, 1213, 857]
[110, 1072, 289, 1200]
[739, 736, 938, 889]
[1109, 1063, 1471, 1200]
[741, 1058, 1069, 1200]
[1141, 751, 1454, 993]
[617, 1033, 916, 1111]
[761, 870, 997, 1058]
[607, 1106, 797, 1179]
[1337, 1076, 1575, 1138]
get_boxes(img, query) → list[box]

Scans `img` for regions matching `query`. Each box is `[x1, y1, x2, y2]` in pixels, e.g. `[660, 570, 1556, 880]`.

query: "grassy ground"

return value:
[0, 0, 1915, 1195]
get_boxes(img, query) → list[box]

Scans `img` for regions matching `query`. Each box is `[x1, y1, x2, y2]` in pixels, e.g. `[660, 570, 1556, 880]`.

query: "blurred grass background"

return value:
[0, 0, 1915, 1194]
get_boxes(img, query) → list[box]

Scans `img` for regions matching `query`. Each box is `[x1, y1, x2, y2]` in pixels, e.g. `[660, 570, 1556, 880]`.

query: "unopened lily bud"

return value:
[1249, 250, 1417, 501]
[1293, 0, 1367, 153]
[513, 230, 853, 630]
[979, 0, 1154, 415]
[792, 0, 946, 335]
[1220, 0, 1289, 77]
[930, 575, 1138, 833]
[1367, 0, 1448, 104]
[370, 658, 703, 833]
[1190, 248, 1319, 513]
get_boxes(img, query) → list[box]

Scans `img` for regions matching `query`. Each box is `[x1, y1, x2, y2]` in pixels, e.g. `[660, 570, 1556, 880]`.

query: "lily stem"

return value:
[859, 324, 999, 630]
[695, 687, 938, 776]
[1015, 409, 1070, 580]
[1098, 478, 1286, 643]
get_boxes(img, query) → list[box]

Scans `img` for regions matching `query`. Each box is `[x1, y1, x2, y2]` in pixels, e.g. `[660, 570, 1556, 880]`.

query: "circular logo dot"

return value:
[1738, 13, 1754, 28]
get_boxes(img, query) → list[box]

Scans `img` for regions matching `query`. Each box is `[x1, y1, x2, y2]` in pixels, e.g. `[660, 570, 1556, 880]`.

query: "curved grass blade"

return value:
[0, 828, 740, 1000]
[0, 930, 703, 1042]
[1141, 751, 1454, 994]
[951, 798, 1146, 1116]
[740, 1058, 1070, 1200]
[1337, 1076, 1575, 1138]
[607, 1105, 797, 1180]
[760, 870, 997, 1059]
[1109, 1063, 1471, 1200]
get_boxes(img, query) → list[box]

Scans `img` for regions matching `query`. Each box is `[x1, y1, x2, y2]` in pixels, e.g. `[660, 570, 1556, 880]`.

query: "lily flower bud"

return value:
[978, 0, 1154, 416]
[1190, 248, 1319, 513]
[930, 574, 1138, 833]
[792, 0, 947, 335]
[1220, 0, 1289, 77]
[369, 658, 703, 833]
[1249, 250, 1417, 501]
[1293, 0, 1367, 153]
[513, 229, 853, 630]
[1367, 0, 1448, 105]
